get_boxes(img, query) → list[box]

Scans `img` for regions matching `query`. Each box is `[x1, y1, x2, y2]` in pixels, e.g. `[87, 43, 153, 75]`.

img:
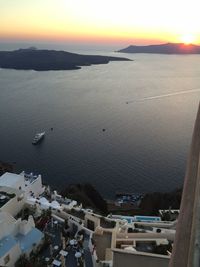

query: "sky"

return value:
[1, 0, 200, 45]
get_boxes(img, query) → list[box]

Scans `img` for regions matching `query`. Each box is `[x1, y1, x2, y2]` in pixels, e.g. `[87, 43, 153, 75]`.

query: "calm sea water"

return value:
[0, 43, 200, 198]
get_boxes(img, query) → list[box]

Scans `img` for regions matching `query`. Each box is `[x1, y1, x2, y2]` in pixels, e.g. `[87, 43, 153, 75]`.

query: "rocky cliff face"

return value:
[0, 161, 13, 176]
[61, 184, 182, 217]
[139, 188, 182, 215]
[61, 183, 108, 215]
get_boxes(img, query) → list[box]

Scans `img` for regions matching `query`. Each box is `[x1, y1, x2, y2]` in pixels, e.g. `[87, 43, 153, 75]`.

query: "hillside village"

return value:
[0, 171, 178, 267]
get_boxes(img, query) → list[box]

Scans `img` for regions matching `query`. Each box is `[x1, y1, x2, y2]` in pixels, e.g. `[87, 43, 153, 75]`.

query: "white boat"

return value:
[32, 132, 45, 145]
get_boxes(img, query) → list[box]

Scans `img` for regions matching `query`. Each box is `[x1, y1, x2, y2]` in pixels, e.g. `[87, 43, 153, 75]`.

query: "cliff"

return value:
[61, 183, 108, 215]
[139, 188, 182, 215]
[0, 161, 14, 175]
[0, 48, 131, 71]
[60, 183, 182, 217]
[118, 43, 200, 54]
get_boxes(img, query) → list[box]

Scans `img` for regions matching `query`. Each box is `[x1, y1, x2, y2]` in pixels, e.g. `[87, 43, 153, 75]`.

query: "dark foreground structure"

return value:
[169, 103, 200, 267]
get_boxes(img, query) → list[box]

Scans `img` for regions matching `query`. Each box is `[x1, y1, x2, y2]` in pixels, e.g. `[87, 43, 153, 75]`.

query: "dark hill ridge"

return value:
[0, 48, 131, 71]
[139, 188, 182, 215]
[118, 42, 200, 54]
[61, 183, 108, 215]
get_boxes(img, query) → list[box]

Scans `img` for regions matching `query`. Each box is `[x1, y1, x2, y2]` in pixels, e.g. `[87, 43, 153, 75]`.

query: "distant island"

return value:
[118, 42, 200, 54]
[0, 47, 131, 71]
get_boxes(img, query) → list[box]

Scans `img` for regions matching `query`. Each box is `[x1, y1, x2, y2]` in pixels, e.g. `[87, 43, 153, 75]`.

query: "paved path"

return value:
[65, 248, 78, 267]
[83, 236, 94, 267]
[39, 221, 94, 266]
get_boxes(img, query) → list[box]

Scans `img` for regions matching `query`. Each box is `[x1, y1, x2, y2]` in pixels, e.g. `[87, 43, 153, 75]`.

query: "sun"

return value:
[180, 33, 196, 44]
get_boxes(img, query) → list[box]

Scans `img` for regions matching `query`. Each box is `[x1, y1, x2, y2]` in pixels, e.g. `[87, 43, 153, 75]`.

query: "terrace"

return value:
[100, 217, 116, 229]
[22, 171, 40, 186]
[66, 208, 85, 220]
[35, 218, 90, 267]
[0, 192, 15, 208]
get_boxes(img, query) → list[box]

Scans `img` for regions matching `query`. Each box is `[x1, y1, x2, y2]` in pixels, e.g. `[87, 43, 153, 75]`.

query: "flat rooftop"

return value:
[0, 235, 17, 257]
[16, 228, 44, 253]
[0, 172, 23, 188]
[0, 191, 16, 208]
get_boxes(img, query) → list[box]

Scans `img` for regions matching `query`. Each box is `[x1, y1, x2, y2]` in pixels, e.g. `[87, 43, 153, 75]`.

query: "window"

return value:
[87, 220, 95, 231]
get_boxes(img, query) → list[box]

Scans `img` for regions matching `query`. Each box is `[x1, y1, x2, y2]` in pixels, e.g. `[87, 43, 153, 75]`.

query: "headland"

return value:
[0, 47, 131, 71]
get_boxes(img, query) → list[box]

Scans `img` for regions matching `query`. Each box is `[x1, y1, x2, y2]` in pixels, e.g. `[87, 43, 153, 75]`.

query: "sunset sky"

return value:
[1, 0, 200, 45]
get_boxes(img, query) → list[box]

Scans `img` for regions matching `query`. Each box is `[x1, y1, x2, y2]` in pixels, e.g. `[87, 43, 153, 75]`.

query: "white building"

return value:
[0, 186, 25, 217]
[0, 171, 45, 266]
[0, 211, 44, 267]
[0, 172, 45, 197]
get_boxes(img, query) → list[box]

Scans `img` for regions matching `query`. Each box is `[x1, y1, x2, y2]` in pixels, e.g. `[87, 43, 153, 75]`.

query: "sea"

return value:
[0, 41, 200, 199]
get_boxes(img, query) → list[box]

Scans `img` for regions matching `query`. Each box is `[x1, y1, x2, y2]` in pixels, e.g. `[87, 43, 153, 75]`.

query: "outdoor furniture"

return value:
[59, 250, 68, 257]
[52, 259, 61, 266]
[75, 251, 82, 258]
[54, 220, 58, 227]
[69, 239, 75, 245]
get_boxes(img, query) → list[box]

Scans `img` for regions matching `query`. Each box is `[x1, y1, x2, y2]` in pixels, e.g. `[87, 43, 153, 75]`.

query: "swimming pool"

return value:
[120, 215, 161, 223]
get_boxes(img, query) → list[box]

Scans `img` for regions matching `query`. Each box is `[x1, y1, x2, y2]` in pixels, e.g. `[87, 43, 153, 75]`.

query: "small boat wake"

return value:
[126, 88, 200, 104]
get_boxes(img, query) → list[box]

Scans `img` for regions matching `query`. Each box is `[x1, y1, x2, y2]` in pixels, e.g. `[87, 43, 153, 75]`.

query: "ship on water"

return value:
[32, 132, 45, 145]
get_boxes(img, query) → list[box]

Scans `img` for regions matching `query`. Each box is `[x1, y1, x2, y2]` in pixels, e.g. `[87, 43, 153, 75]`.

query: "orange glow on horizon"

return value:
[1, 29, 193, 46]
[1, 0, 200, 46]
